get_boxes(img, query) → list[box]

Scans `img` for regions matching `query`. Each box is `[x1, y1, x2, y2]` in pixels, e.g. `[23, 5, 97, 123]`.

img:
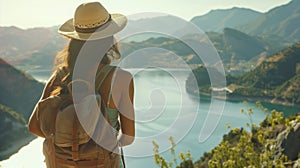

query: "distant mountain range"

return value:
[0, 58, 43, 160]
[0, 0, 298, 73]
[207, 28, 290, 74]
[0, 26, 66, 70]
[191, 7, 263, 33]
[227, 41, 300, 105]
[187, 40, 300, 106]
[191, 0, 300, 42]
[119, 28, 288, 72]
[238, 0, 300, 41]
[0, 26, 289, 74]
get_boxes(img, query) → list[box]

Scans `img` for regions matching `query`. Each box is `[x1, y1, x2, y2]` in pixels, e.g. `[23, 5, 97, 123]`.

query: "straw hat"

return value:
[58, 2, 127, 41]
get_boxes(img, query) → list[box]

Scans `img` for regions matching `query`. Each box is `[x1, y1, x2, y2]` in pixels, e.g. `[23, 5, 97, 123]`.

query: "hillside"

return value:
[207, 28, 287, 74]
[194, 110, 300, 167]
[186, 41, 300, 106]
[0, 26, 66, 70]
[119, 36, 202, 68]
[0, 58, 44, 160]
[223, 28, 265, 61]
[275, 73, 300, 104]
[0, 59, 44, 119]
[238, 0, 300, 42]
[191, 0, 300, 42]
[191, 7, 263, 33]
[227, 41, 300, 105]
[120, 27, 288, 72]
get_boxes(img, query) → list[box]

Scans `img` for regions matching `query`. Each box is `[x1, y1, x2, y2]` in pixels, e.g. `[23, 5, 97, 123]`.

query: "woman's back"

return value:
[28, 2, 134, 167]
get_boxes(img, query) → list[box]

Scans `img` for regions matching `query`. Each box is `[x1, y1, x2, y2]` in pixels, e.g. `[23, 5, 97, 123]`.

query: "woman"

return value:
[28, 2, 135, 168]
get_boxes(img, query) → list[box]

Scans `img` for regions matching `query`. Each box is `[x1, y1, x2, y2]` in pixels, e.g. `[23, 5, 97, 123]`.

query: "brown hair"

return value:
[50, 36, 120, 96]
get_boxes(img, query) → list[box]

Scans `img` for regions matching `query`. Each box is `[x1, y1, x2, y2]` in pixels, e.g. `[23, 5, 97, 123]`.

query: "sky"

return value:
[0, 0, 292, 29]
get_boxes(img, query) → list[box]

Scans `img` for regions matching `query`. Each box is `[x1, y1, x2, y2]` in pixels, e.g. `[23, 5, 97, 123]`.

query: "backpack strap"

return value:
[96, 65, 115, 91]
[47, 68, 68, 168]
[48, 108, 59, 168]
[121, 147, 126, 168]
[95, 64, 115, 127]
[106, 67, 117, 107]
[96, 66, 127, 167]
[72, 114, 79, 161]
[96, 65, 127, 167]
[99, 66, 127, 168]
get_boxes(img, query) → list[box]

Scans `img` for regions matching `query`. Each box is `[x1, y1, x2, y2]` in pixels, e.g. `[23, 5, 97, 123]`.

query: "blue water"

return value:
[1, 68, 299, 168]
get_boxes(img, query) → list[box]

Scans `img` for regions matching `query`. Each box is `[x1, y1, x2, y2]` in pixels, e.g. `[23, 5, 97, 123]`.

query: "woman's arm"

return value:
[117, 70, 135, 146]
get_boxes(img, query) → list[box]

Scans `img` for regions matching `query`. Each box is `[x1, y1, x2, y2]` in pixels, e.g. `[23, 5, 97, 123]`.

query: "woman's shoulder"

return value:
[113, 66, 133, 80]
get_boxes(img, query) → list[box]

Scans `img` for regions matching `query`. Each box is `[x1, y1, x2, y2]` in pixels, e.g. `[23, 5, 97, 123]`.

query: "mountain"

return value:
[194, 112, 300, 167]
[238, 0, 300, 41]
[0, 25, 288, 75]
[0, 26, 66, 70]
[228, 41, 300, 105]
[120, 27, 289, 73]
[233, 41, 300, 89]
[275, 73, 300, 104]
[191, 0, 300, 42]
[191, 7, 263, 33]
[0, 58, 44, 118]
[223, 28, 265, 61]
[206, 28, 288, 74]
[119, 36, 202, 68]
[186, 41, 300, 106]
[0, 58, 44, 160]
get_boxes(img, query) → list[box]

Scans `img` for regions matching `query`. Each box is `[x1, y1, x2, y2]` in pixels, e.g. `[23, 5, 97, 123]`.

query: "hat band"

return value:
[75, 15, 111, 33]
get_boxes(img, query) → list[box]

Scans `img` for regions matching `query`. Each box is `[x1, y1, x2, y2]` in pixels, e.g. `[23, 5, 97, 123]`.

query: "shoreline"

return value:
[189, 89, 300, 108]
[0, 135, 36, 161]
[225, 95, 300, 108]
[223, 94, 300, 108]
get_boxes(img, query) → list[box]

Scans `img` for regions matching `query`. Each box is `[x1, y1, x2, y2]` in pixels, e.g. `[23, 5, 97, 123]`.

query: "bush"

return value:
[153, 102, 298, 168]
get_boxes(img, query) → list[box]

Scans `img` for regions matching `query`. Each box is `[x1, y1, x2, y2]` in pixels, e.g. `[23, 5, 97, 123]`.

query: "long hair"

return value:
[50, 36, 120, 96]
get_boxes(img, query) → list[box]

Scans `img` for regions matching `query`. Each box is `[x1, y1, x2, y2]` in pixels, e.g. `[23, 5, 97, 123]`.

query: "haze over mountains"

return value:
[239, 0, 300, 41]
[0, 26, 66, 70]
[1, 0, 298, 73]
[191, 0, 300, 42]
[191, 7, 263, 33]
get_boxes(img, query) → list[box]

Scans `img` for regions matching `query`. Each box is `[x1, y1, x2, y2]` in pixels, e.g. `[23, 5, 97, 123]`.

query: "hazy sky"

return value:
[0, 0, 291, 29]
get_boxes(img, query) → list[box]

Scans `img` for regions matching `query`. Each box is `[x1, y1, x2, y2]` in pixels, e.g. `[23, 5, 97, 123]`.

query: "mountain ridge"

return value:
[237, 0, 300, 41]
[0, 26, 66, 69]
[190, 7, 263, 33]
[227, 41, 300, 105]
[186, 40, 300, 106]
[0, 58, 44, 160]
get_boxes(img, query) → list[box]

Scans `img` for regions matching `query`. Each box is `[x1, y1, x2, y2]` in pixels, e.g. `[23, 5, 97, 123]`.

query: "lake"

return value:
[1, 68, 299, 168]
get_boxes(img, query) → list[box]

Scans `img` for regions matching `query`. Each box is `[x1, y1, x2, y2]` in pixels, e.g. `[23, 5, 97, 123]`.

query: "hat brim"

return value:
[58, 13, 127, 41]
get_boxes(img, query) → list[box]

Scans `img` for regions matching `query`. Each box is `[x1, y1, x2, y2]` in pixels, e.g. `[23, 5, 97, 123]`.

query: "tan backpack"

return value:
[33, 65, 121, 168]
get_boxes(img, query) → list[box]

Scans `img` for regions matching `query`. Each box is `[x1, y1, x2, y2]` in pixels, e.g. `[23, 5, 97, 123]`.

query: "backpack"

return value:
[33, 65, 121, 168]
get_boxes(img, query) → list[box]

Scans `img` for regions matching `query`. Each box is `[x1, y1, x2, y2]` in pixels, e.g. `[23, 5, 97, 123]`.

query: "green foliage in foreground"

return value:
[153, 102, 300, 168]
[153, 136, 193, 168]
